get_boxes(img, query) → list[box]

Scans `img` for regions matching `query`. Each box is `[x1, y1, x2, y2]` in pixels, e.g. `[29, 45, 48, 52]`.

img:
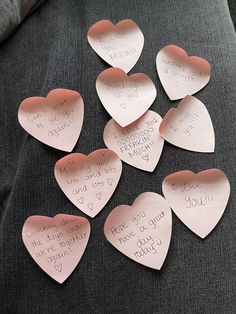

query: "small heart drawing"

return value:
[104, 192, 172, 270]
[96, 68, 157, 127]
[67, 157, 75, 164]
[54, 149, 122, 218]
[87, 19, 144, 73]
[162, 169, 230, 238]
[78, 197, 84, 204]
[159, 95, 215, 152]
[103, 110, 164, 172]
[142, 155, 149, 162]
[107, 178, 113, 186]
[96, 193, 102, 200]
[18, 89, 84, 152]
[156, 45, 210, 100]
[88, 203, 93, 210]
[54, 264, 62, 272]
[22, 214, 90, 283]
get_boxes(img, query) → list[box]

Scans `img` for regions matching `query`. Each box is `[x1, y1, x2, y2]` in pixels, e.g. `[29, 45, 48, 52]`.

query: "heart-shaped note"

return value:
[54, 149, 122, 218]
[159, 95, 215, 152]
[156, 45, 210, 100]
[103, 110, 164, 172]
[162, 169, 230, 238]
[87, 19, 144, 73]
[96, 68, 157, 127]
[18, 89, 84, 152]
[22, 214, 90, 283]
[104, 192, 172, 269]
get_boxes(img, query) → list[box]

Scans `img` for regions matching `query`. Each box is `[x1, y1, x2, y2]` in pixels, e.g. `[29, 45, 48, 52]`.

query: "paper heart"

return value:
[87, 19, 144, 73]
[18, 89, 84, 152]
[162, 169, 230, 238]
[54, 149, 122, 218]
[156, 45, 210, 100]
[103, 110, 164, 172]
[159, 95, 215, 152]
[104, 192, 172, 269]
[22, 214, 90, 283]
[96, 68, 157, 127]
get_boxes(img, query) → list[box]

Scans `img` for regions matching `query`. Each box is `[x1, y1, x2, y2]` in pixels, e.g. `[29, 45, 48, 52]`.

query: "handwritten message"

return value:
[54, 149, 122, 218]
[22, 214, 90, 283]
[162, 169, 230, 238]
[87, 19, 144, 73]
[104, 110, 164, 172]
[159, 95, 215, 152]
[156, 45, 210, 100]
[18, 89, 84, 152]
[104, 192, 172, 269]
[96, 68, 156, 127]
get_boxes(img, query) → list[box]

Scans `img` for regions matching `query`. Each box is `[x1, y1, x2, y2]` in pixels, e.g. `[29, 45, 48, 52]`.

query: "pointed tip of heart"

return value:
[55, 278, 66, 284]
[87, 212, 97, 218]
[189, 228, 211, 239]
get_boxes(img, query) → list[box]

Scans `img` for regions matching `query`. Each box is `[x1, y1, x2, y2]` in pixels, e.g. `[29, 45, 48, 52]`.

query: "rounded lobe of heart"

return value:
[18, 89, 84, 152]
[103, 110, 164, 172]
[54, 149, 122, 218]
[162, 169, 230, 238]
[159, 95, 215, 152]
[22, 214, 90, 284]
[87, 19, 144, 73]
[104, 192, 172, 270]
[96, 68, 157, 127]
[156, 45, 210, 100]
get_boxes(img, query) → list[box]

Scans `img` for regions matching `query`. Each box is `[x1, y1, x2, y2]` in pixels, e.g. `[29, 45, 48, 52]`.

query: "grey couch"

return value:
[0, 0, 236, 313]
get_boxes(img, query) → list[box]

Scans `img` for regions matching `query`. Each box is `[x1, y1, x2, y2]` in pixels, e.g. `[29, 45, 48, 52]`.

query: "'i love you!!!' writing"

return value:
[171, 182, 214, 209]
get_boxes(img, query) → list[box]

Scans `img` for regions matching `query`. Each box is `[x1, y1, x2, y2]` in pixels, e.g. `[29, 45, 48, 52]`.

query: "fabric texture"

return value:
[0, 0, 45, 44]
[228, 0, 236, 28]
[0, 0, 236, 313]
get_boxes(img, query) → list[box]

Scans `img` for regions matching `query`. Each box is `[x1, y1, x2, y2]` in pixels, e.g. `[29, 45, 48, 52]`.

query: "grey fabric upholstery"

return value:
[0, 0, 236, 313]
[0, 0, 45, 44]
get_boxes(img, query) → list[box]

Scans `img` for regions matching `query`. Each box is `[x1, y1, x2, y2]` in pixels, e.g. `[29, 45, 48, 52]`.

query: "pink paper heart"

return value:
[22, 214, 90, 283]
[103, 110, 164, 172]
[18, 89, 84, 152]
[96, 68, 157, 127]
[54, 149, 122, 218]
[87, 19, 144, 73]
[159, 95, 215, 152]
[162, 169, 230, 238]
[156, 45, 210, 100]
[104, 192, 172, 269]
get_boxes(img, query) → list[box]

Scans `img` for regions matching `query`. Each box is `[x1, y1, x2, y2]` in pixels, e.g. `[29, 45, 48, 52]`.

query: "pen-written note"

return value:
[54, 149, 122, 218]
[96, 68, 156, 127]
[18, 89, 84, 152]
[87, 19, 144, 73]
[104, 192, 172, 269]
[159, 95, 215, 152]
[104, 110, 164, 172]
[156, 45, 210, 100]
[22, 214, 90, 284]
[162, 169, 230, 238]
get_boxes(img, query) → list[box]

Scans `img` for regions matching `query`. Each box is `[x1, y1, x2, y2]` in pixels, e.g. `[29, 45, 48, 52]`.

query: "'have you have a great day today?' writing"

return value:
[104, 192, 172, 270]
